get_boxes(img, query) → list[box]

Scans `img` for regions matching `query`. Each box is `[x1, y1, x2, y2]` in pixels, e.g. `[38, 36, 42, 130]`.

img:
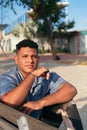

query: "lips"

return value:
[25, 65, 34, 69]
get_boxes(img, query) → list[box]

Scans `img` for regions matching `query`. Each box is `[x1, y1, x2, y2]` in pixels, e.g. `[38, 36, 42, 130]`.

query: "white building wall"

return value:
[85, 35, 87, 53]
[69, 36, 78, 54]
[80, 35, 85, 54]
[2, 25, 26, 53]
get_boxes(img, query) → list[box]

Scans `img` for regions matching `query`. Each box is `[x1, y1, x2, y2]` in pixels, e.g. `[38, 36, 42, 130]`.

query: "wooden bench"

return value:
[0, 102, 83, 130]
[0, 103, 58, 130]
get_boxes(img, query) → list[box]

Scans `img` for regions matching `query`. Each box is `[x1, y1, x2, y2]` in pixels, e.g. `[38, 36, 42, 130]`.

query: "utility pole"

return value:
[65, 0, 69, 25]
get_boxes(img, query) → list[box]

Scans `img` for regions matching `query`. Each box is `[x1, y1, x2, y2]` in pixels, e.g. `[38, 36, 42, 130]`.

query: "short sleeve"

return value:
[0, 66, 23, 97]
[49, 72, 66, 94]
[0, 76, 16, 96]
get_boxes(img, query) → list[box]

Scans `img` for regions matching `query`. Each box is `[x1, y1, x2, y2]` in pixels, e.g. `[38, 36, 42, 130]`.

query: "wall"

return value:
[85, 35, 87, 53]
[69, 36, 78, 54]
[80, 31, 87, 54]
[69, 31, 87, 54]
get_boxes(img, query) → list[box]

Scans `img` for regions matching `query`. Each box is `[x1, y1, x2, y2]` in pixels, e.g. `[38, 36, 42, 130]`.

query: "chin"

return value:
[25, 66, 36, 73]
[26, 69, 34, 73]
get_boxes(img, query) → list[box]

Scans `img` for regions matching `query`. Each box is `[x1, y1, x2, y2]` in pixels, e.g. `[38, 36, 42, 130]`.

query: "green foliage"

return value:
[1, 0, 75, 34]
[11, 29, 20, 37]
[38, 47, 70, 54]
[33, 0, 66, 37]
[56, 47, 71, 53]
[1, 0, 68, 36]
[38, 49, 51, 54]
[1, 0, 75, 59]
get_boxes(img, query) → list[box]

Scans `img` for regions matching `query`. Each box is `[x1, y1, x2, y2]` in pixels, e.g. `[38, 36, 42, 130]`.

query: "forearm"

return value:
[1, 73, 35, 107]
[39, 83, 77, 108]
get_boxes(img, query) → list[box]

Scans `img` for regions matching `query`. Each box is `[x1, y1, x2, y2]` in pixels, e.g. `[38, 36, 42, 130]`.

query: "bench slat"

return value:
[0, 118, 18, 130]
[0, 103, 58, 130]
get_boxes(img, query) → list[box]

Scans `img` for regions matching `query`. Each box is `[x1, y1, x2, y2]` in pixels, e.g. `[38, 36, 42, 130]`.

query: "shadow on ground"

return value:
[0, 59, 15, 73]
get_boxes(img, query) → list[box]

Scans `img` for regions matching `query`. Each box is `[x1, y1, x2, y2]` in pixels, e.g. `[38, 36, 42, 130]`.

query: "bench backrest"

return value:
[0, 103, 58, 130]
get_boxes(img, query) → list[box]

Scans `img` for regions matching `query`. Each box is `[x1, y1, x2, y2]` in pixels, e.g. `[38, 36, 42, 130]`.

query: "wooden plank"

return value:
[0, 118, 18, 130]
[0, 103, 58, 130]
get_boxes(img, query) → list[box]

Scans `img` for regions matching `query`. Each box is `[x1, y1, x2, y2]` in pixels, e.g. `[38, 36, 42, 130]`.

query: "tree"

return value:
[1, 0, 75, 60]
[0, 0, 8, 56]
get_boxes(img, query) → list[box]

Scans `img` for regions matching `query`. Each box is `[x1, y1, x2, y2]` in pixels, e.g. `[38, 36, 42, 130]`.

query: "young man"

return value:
[0, 39, 82, 129]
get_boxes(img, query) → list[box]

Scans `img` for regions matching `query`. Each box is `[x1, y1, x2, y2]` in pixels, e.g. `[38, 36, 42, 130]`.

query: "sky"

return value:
[67, 0, 87, 31]
[0, 0, 87, 31]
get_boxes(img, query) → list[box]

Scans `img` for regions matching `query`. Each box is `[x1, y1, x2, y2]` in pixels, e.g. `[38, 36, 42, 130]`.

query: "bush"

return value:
[38, 49, 51, 54]
[62, 48, 71, 53]
[56, 48, 71, 53]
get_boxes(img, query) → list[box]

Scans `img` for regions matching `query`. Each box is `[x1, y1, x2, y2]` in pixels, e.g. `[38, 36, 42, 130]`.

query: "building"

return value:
[70, 31, 87, 54]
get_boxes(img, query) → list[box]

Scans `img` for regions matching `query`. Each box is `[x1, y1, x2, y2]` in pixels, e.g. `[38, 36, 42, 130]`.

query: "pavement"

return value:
[0, 53, 87, 130]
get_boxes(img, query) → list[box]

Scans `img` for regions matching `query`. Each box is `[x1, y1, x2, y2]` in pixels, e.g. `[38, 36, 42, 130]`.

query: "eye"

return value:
[22, 55, 28, 58]
[32, 55, 39, 59]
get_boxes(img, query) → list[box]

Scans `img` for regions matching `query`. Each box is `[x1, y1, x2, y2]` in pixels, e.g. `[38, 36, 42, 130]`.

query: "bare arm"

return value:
[1, 74, 35, 108]
[22, 82, 77, 114]
[40, 82, 77, 107]
[1, 67, 50, 108]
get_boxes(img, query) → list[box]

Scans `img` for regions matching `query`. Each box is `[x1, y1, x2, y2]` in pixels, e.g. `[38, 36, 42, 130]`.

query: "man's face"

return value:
[15, 47, 39, 77]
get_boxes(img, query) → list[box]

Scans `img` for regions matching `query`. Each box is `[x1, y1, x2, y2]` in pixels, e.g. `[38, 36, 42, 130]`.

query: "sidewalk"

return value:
[49, 63, 87, 130]
[40, 54, 87, 130]
[39, 53, 87, 64]
[0, 53, 87, 63]
[39, 55, 87, 130]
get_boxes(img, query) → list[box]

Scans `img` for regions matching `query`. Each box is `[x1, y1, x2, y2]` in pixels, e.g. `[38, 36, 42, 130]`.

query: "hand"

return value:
[19, 100, 43, 114]
[32, 67, 50, 79]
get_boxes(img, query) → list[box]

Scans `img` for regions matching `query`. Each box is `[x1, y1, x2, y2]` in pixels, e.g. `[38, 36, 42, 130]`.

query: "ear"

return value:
[14, 56, 18, 65]
[38, 56, 40, 61]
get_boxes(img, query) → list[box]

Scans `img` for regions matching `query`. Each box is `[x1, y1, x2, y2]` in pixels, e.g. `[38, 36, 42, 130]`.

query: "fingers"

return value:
[24, 107, 33, 114]
[44, 69, 50, 79]
[46, 70, 50, 80]
[32, 67, 50, 79]
[19, 106, 33, 114]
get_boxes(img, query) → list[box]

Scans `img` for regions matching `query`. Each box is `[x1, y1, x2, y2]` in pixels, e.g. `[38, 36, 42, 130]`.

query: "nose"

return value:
[28, 56, 33, 62]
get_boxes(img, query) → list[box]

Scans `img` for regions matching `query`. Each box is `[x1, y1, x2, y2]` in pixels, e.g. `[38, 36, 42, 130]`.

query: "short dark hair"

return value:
[16, 39, 38, 53]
